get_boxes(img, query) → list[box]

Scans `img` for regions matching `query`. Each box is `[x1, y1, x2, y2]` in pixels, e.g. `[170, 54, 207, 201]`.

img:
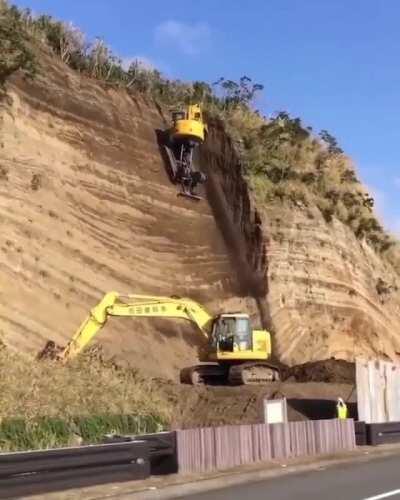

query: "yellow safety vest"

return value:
[337, 402, 348, 419]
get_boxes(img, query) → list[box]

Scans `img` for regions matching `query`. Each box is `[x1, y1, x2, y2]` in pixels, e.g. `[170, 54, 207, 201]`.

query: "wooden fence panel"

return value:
[176, 419, 355, 474]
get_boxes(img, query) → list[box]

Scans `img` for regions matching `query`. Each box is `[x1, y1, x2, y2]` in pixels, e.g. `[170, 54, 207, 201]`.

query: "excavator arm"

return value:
[59, 291, 214, 361]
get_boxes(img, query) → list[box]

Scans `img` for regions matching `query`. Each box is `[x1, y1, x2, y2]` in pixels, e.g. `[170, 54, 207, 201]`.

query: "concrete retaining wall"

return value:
[176, 419, 356, 474]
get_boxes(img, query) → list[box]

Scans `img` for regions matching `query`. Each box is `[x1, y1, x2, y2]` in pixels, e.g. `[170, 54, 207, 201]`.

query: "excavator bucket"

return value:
[178, 169, 207, 201]
[37, 340, 64, 360]
[163, 143, 205, 200]
[178, 189, 202, 201]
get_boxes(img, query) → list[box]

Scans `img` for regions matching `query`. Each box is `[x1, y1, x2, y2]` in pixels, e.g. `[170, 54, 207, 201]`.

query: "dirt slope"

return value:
[263, 204, 400, 365]
[2, 46, 400, 386]
[0, 51, 264, 380]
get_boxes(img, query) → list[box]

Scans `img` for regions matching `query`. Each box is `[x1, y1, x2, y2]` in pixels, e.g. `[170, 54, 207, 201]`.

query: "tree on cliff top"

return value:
[0, 1, 36, 84]
[213, 76, 264, 109]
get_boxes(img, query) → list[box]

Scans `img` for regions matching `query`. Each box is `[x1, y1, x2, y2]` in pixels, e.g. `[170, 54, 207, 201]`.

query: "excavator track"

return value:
[163, 145, 179, 181]
[228, 362, 281, 385]
[180, 364, 229, 385]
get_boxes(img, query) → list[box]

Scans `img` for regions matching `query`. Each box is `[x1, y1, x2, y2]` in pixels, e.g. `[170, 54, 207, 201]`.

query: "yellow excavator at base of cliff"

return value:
[39, 291, 280, 385]
[163, 104, 208, 201]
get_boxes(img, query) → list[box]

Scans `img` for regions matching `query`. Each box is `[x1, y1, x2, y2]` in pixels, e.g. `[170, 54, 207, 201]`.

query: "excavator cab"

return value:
[171, 104, 205, 137]
[186, 104, 203, 124]
[172, 111, 185, 122]
[211, 314, 253, 353]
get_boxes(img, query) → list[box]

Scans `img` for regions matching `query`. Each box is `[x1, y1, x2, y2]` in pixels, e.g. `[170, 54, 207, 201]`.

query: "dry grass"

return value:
[0, 344, 173, 421]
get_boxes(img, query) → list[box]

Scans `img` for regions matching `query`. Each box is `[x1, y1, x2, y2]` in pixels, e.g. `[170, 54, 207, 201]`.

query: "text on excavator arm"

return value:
[60, 292, 213, 361]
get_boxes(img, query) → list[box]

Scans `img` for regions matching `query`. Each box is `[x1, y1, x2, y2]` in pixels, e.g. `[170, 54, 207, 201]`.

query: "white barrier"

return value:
[356, 358, 400, 423]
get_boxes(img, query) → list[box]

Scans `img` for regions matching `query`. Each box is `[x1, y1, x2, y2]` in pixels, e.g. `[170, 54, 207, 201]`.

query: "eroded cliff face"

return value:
[0, 51, 264, 379]
[199, 119, 400, 366]
[2, 49, 400, 378]
[198, 126, 400, 366]
[262, 203, 400, 365]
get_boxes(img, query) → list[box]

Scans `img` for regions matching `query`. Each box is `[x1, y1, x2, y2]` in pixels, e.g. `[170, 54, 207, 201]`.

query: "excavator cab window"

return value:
[212, 316, 252, 352]
[172, 111, 185, 122]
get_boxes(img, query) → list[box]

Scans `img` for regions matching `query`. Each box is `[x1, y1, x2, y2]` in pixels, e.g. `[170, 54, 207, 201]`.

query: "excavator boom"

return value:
[40, 291, 279, 385]
[59, 292, 213, 360]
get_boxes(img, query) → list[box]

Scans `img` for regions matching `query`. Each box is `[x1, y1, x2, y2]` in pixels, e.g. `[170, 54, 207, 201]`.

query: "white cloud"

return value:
[154, 20, 211, 55]
[121, 55, 156, 72]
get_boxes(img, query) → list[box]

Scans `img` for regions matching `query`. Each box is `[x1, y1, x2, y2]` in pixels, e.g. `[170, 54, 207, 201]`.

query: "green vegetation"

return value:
[0, 414, 163, 452]
[0, 1, 36, 84]
[0, 344, 171, 450]
[0, 2, 262, 107]
[217, 106, 396, 257]
[0, 0, 209, 103]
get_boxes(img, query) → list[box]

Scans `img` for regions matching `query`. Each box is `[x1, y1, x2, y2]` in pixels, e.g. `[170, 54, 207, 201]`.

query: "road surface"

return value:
[178, 453, 400, 500]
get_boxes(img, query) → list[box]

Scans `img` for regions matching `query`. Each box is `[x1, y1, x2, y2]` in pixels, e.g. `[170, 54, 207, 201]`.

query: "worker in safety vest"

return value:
[336, 397, 348, 419]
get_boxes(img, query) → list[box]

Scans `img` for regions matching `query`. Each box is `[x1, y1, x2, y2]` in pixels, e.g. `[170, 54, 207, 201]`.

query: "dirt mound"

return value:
[163, 380, 356, 428]
[285, 359, 355, 384]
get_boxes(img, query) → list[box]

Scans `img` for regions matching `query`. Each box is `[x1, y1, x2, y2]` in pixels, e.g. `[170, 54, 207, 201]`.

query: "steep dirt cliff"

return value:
[0, 50, 265, 380]
[263, 202, 400, 365]
[2, 46, 400, 384]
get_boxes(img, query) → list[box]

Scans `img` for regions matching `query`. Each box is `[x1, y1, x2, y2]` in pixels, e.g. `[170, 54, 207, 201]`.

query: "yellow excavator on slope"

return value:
[163, 104, 207, 200]
[42, 292, 280, 385]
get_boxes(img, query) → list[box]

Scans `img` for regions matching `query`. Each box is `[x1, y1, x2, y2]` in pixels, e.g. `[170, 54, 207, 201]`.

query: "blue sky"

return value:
[12, 0, 400, 233]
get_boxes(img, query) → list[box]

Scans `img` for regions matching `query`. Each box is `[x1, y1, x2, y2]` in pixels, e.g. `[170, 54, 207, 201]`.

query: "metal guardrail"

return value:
[3, 420, 392, 499]
[0, 441, 150, 499]
[367, 422, 400, 446]
[355, 421, 367, 446]
[103, 431, 178, 474]
[353, 421, 400, 446]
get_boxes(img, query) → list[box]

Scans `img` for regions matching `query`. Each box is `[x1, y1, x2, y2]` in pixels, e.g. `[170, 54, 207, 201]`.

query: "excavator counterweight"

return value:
[39, 292, 280, 385]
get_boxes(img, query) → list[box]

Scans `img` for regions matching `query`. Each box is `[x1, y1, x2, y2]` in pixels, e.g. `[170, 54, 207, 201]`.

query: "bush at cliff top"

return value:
[0, 1, 36, 84]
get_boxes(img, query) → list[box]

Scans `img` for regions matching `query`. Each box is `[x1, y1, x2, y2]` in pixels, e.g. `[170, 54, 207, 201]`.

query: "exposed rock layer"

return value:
[0, 53, 264, 380]
[263, 204, 400, 364]
[2, 50, 400, 380]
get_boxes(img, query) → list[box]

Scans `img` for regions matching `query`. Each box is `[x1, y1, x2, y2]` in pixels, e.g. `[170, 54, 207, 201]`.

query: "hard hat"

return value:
[337, 397, 344, 404]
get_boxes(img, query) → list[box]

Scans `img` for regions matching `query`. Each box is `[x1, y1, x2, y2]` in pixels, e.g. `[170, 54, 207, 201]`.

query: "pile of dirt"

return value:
[163, 380, 356, 429]
[284, 359, 356, 384]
